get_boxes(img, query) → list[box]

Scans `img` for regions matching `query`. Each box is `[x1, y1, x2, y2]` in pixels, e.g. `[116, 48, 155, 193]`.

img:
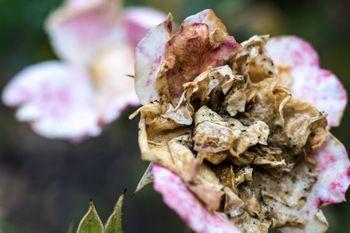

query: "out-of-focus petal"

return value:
[2, 61, 100, 139]
[123, 7, 167, 47]
[46, 0, 123, 65]
[152, 165, 240, 233]
[91, 43, 139, 124]
[66, 0, 105, 9]
[265, 36, 319, 68]
[135, 15, 173, 104]
[290, 66, 347, 126]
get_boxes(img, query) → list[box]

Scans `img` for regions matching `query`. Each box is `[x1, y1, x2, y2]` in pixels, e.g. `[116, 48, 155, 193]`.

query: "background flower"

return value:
[2, 0, 165, 140]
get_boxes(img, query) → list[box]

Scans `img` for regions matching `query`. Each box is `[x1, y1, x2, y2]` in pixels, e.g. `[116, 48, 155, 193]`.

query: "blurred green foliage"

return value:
[0, 0, 349, 233]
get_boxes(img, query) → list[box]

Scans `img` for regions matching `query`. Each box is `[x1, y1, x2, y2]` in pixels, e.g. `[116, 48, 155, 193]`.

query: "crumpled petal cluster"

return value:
[2, 0, 165, 140]
[133, 9, 349, 233]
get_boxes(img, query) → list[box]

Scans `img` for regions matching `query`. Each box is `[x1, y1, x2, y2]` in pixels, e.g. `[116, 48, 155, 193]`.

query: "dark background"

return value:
[0, 0, 349, 232]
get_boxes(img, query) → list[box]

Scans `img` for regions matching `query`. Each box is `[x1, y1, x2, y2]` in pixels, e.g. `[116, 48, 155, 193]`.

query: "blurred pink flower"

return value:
[2, 0, 165, 140]
[135, 10, 349, 233]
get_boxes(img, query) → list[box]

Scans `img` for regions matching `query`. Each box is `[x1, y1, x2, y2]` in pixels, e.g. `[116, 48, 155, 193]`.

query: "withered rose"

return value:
[132, 9, 349, 233]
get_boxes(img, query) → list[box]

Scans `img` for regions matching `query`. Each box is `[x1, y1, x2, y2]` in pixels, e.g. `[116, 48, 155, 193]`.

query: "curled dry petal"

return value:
[290, 66, 347, 126]
[158, 10, 240, 104]
[2, 62, 100, 139]
[46, 0, 123, 65]
[123, 7, 167, 47]
[265, 36, 347, 126]
[265, 36, 319, 68]
[280, 135, 349, 233]
[135, 15, 173, 104]
[152, 165, 240, 233]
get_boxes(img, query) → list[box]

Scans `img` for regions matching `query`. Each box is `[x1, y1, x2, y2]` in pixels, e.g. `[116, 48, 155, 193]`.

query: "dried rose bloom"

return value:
[2, 0, 165, 140]
[132, 9, 349, 233]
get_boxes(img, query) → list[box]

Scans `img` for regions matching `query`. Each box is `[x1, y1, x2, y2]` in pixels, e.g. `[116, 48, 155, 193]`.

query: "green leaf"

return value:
[77, 202, 104, 233]
[134, 163, 153, 193]
[105, 194, 124, 233]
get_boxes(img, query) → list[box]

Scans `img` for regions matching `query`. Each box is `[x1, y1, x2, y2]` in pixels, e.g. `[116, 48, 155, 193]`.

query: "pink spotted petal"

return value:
[91, 43, 139, 124]
[265, 36, 319, 68]
[2, 61, 100, 140]
[152, 165, 240, 233]
[290, 66, 347, 126]
[135, 15, 173, 104]
[123, 7, 167, 47]
[46, 0, 123, 65]
[313, 134, 350, 204]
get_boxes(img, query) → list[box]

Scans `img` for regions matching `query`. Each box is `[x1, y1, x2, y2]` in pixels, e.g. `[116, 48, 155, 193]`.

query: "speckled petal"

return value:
[290, 65, 347, 126]
[152, 165, 240, 233]
[314, 134, 350, 204]
[46, 0, 123, 65]
[123, 7, 167, 47]
[2, 61, 100, 140]
[265, 36, 319, 68]
[134, 15, 173, 104]
[91, 43, 139, 124]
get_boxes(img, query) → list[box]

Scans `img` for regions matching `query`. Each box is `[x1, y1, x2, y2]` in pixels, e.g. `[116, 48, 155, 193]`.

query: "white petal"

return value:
[134, 15, 173, 104]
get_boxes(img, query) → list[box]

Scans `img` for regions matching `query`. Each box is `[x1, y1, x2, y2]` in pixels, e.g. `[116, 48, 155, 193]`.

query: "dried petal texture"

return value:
[152, 165, 240, 233]
[46, 0, 123, 65]
[290, 66, 347, 126]
[159, 13, 239, 103]
[279, 135, 349, 233]
[123, 7, 167, 47]
[2, 62, 100, 139]
[135, 10, 349, 233]
[265, 36, 319, 68]
[265, 36, 347, 126]
[135, 15, 173, 104]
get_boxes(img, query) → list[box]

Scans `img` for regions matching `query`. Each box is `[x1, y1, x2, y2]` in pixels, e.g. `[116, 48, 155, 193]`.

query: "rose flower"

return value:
[132, 9, 349, 233]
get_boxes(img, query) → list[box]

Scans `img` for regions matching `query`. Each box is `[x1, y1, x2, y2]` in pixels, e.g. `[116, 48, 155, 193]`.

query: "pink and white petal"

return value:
[265, 36, 319, 68]
[152, 165, 240, 233]
[290, 66, 347, 126]
[2, 61, 100, 140]
[123, 7, 167, 48]
[46, 0, 123, 65]
[135, 15, 173, 105]
[91, 43, 139, 124]
[313, 134, 350, 204]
